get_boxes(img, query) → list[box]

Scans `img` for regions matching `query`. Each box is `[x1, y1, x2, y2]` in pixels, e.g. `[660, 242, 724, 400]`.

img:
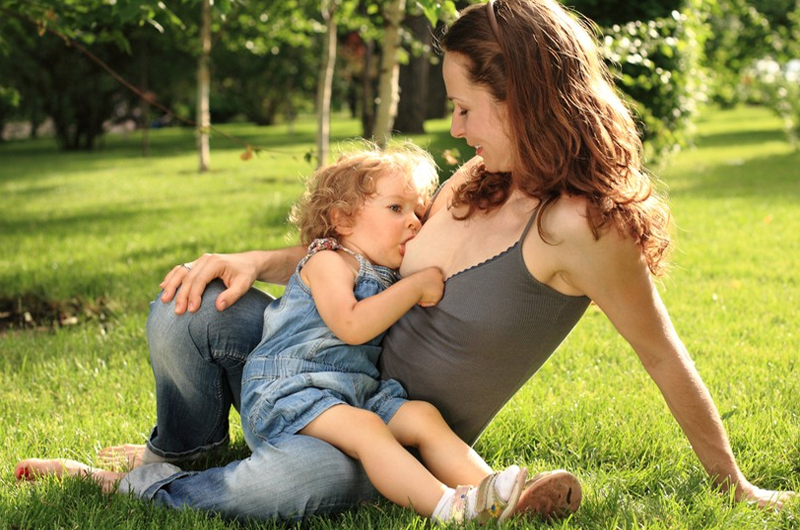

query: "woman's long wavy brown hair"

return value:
[438, 0, 671, 275]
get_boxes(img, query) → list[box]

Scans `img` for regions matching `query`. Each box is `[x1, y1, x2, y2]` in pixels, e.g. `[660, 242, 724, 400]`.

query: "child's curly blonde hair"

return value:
[290, 142, 439, 246]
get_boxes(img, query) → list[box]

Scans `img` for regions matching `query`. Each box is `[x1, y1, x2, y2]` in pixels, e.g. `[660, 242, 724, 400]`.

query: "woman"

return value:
[17, 0, 793, 520]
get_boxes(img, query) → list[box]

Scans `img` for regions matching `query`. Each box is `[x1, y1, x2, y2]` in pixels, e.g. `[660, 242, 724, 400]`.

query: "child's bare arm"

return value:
[302, 251, 443, 345]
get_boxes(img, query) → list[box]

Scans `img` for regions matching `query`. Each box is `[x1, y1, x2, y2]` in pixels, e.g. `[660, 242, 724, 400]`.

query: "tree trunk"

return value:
[197, 0, 212, 173]
[140, 39, 151, 158]
[394, 14, 432, 134]
[316, 0, 337, 168]
[426, 53, 448, 120]
[361, 39, 375, 139]
[374, 0, 406, 146]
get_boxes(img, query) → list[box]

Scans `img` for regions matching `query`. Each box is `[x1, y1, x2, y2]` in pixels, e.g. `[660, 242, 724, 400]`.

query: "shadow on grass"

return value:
[668, 149, 800, 200]
[0, 293, 112, 332]
[0, 203, 168, 238]
[666, 116, 800, 200]
[691, 127, 787, 149]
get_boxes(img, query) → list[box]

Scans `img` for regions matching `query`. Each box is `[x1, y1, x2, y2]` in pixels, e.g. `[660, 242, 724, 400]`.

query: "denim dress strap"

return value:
[300, 238, 397, 290]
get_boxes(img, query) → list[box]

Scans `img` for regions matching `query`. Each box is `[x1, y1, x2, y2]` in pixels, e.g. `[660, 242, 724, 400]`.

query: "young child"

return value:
[239, 143, 528, 524]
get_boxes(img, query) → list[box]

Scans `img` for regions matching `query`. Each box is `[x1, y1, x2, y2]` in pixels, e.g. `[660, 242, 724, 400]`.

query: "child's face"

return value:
[339, 171, 426, 269]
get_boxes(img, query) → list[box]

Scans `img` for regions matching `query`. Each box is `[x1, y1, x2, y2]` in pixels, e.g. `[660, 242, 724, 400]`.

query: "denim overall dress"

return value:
[240, 239, 409, 449]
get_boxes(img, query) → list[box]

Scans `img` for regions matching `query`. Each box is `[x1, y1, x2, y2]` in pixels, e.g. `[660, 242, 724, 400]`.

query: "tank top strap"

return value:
[420, 181, 448, 224]
[519, 201, 544, 243]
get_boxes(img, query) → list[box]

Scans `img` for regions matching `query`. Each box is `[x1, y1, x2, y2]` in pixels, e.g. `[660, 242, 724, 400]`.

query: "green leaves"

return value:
[600, 9, 707, 165]
[414, 0, 457, 26]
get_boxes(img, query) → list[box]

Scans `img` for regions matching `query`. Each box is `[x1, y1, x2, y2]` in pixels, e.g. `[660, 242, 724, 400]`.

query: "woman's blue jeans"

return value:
[120, 280, 376, 521]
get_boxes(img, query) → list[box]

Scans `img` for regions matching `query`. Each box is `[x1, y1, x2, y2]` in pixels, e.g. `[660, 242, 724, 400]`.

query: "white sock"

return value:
[431, 465, 521, 523]
[494, 465, 521, 500]
[432, 487, 457, 522]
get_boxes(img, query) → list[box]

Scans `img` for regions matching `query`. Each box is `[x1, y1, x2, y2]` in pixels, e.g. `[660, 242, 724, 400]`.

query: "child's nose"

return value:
[408, 214, 421, 233]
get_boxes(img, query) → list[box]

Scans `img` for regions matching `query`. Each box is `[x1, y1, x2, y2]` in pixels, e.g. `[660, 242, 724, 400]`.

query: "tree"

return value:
[197, 0, 212, 172]
[394, 13, 434, 134]
[373, 0, 406, 146]
[377, 0, 456, 140]
[0, 0, 186, 150]
[316, 0, 338, 166]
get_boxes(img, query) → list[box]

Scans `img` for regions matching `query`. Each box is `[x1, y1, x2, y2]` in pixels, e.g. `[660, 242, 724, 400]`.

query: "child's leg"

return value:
[299, 404, 447, 516]
[388, 400, 491, 487]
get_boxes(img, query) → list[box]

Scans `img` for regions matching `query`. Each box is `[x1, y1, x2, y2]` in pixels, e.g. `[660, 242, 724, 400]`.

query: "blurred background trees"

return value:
[1, 0, 798, 166]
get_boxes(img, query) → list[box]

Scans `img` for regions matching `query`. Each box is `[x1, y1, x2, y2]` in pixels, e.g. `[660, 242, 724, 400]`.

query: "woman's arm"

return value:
[302, 251, 444, 345]
[161, 247, 307, 314]
[551, 200, 794, 508]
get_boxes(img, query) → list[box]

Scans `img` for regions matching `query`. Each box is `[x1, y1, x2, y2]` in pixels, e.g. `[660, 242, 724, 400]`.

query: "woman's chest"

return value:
[399, 203, 532, 280]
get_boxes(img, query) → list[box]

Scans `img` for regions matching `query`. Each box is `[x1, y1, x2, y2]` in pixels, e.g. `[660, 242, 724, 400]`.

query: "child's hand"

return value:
[411, 268, 445, 307]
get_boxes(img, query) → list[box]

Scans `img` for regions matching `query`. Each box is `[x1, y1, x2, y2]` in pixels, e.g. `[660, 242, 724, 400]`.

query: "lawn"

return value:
[0, 106, 798, 529]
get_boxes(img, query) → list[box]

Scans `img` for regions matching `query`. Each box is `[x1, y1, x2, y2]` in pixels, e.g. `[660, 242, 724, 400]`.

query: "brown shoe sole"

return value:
[514, 469, 582, 520]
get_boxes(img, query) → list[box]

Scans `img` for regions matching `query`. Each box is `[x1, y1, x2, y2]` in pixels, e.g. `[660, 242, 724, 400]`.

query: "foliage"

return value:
[570, 0, 683, 26]
[415, 0, 458, 26]
[0, 0, 183, 52]
[0, 20, 129, 149]
[702, 0, 772, 107]
[598, 0, 709, 165]
[211, 2, 322, 125]
[745, 57, 800, 149]
[0, 1, 185, 148]
[701, 0, 800, 149]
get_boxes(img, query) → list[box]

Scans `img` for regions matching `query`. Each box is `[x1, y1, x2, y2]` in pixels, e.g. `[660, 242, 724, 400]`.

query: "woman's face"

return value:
[443, 53, 514, 173]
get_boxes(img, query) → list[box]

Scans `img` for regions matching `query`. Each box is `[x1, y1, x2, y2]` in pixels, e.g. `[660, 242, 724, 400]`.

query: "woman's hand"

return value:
[160, 252, 263, 314]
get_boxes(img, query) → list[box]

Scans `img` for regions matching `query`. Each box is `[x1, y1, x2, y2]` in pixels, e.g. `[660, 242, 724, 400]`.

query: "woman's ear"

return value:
[330, 208, 353, 236]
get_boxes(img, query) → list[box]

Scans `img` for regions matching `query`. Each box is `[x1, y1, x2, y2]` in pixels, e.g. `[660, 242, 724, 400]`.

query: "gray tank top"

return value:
[379, 207, 590, 445]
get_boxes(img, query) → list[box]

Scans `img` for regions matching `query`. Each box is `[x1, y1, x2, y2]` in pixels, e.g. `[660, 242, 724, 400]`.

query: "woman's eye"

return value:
[458, 108, 469, 116]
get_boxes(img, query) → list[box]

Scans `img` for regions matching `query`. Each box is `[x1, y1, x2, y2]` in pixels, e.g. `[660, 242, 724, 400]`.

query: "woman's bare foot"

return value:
[15, 458, 123, 494]
[97, 444, 147, 470]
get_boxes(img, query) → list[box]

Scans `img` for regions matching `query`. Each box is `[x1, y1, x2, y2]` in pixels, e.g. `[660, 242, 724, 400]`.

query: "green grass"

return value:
[1, 106, 799, 529]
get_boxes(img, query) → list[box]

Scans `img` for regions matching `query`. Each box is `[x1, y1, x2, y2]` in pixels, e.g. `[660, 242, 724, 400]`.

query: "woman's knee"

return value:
[146, 280, 270, 366]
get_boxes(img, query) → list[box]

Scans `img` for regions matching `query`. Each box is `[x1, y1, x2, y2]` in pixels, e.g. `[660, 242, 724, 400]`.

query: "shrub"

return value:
[745, 57, 800, 149]
[597, 0, 709, 165]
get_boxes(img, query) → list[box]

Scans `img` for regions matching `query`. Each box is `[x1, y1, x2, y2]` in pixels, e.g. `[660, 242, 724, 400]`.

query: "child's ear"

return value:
[330, 208, 353, 236]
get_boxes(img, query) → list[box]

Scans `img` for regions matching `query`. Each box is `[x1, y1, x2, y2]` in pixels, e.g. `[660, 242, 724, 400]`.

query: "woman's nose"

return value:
[450, 115, 464, 138]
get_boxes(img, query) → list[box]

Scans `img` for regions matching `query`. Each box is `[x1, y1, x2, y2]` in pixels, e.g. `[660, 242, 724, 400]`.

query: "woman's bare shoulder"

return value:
[541, 195, 597, 244]
[532, 195, 642, 296]
[542, 195, 638, 266]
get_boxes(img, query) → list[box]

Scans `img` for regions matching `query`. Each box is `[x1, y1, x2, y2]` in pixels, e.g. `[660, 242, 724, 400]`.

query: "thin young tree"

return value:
[315, 0, 338, 167]
[373, 0, 405, 147]
[197, 0, 211, 172]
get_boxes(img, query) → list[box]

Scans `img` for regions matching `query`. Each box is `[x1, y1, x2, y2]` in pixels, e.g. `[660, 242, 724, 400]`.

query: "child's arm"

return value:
[302, 250, 443, 345]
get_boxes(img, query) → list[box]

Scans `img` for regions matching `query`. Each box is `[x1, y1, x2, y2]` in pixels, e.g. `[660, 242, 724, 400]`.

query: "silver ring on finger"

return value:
[182, 263, 192, 271]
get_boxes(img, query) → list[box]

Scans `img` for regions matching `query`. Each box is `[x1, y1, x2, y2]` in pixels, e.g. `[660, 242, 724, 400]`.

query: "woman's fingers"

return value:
[157, 255, 211, 313]
[157, 252, 263, 314]
[215, 274, 251, 311]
